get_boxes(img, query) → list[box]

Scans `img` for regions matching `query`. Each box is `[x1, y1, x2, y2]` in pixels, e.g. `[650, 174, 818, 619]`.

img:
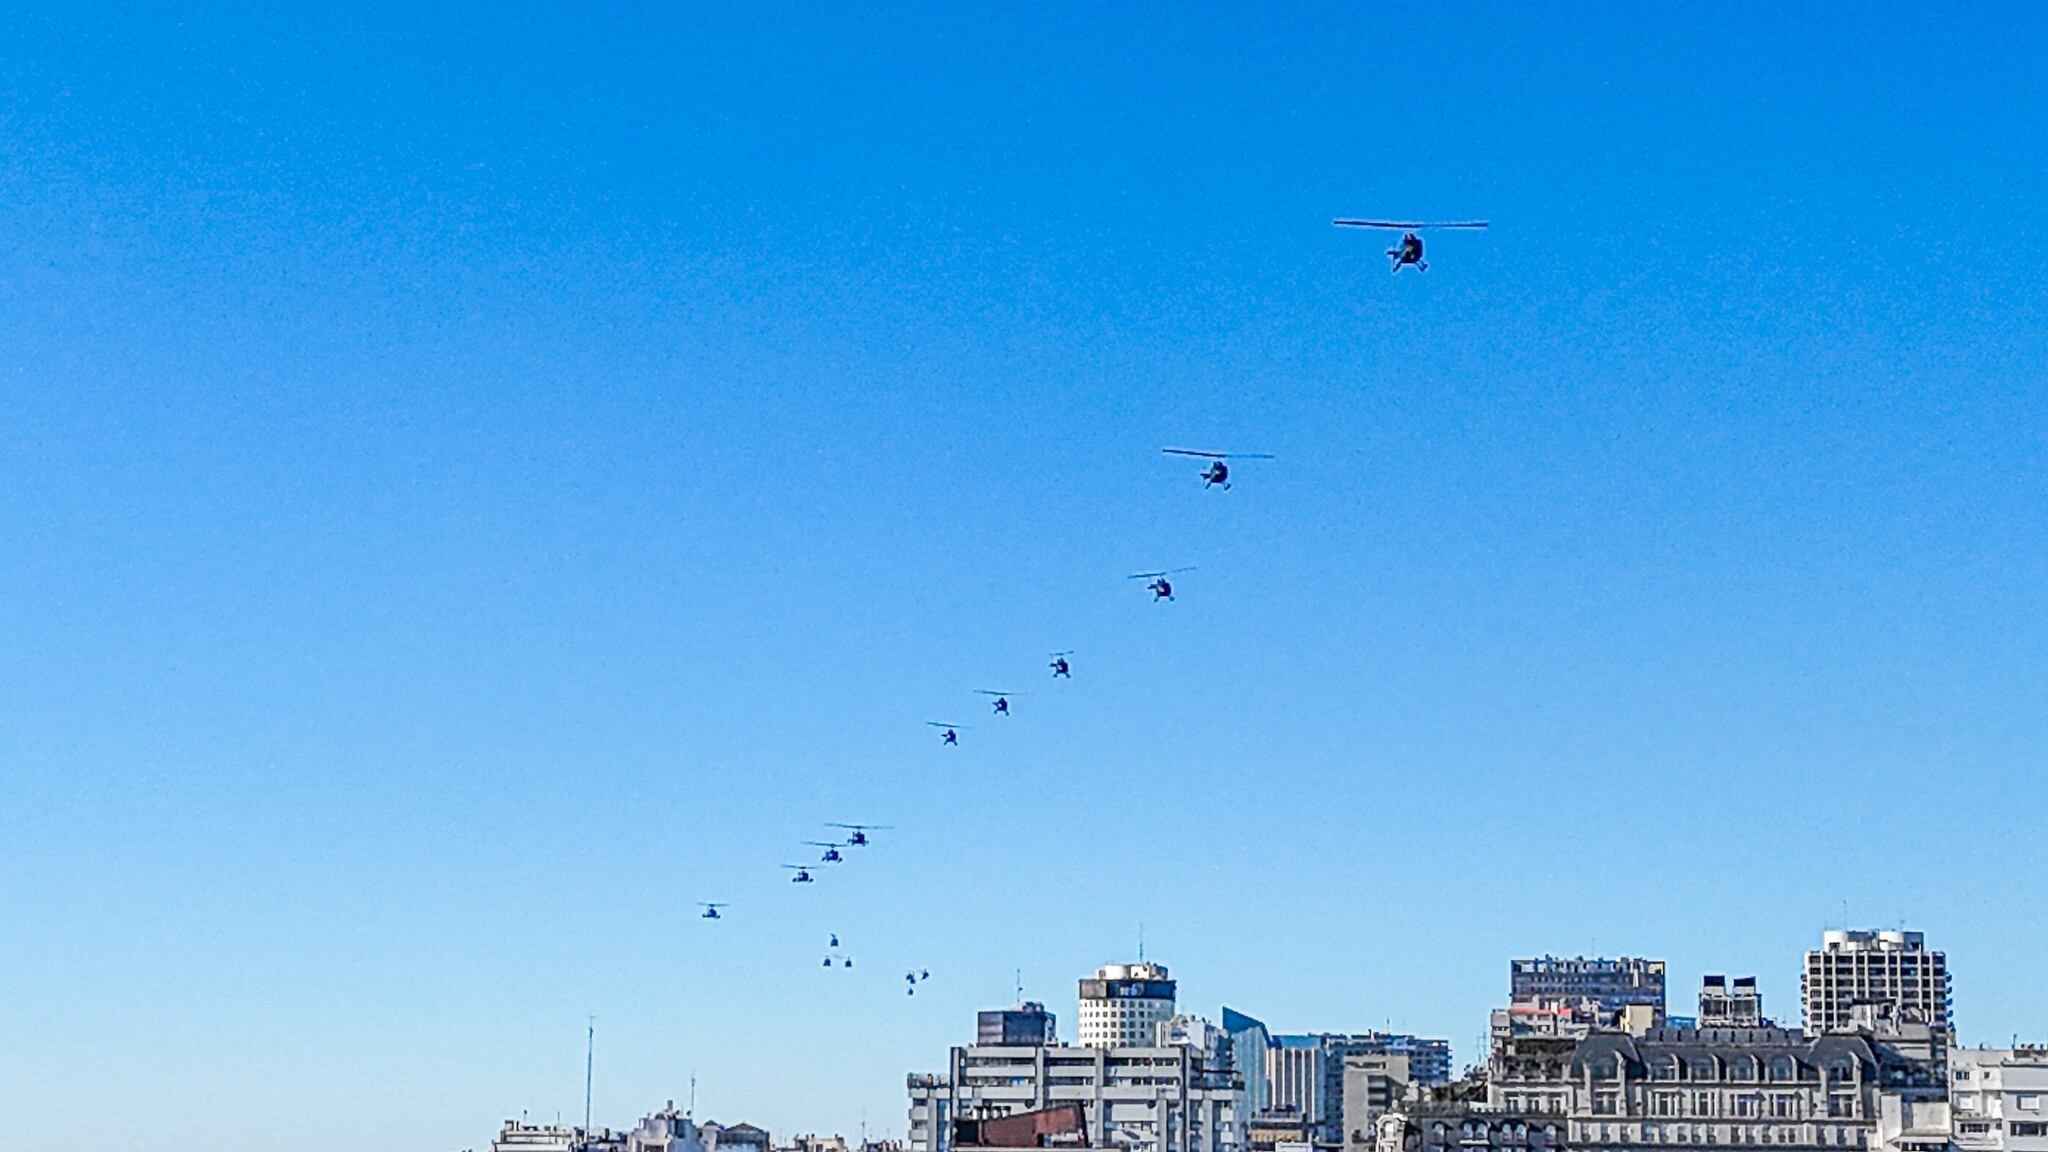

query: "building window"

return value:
[2012, 1123, 2048, 1137]
[2015, 1095, 2043, 1112]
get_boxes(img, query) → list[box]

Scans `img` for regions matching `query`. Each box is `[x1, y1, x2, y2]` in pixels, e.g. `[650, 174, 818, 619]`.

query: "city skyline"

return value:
[4, 4, 2046, 1151]
[529, 927, 1999, 1146]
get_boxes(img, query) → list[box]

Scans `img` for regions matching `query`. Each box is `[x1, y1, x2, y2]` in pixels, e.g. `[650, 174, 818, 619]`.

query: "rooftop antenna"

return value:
[689, 1070, 697, 1117]
[1138, 922, 1145, 963]
[584, 1016, 595, 1134]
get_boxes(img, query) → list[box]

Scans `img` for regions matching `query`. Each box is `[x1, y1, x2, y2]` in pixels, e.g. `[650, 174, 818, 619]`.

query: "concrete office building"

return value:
[980, 1002, 1058, 1047]
[1803, 931, 1951, 1040]
[1341, 1055, 1412, 1152]
[1511, 957, 1668, 1028]
[1079, 962, 1177, 1049]
[1267, 1037, 1328, 1137]
[1952, 1047, 2048, 1152]
[906, 1043, 1242, 1152]
[1341, 1035, 1451, 1089]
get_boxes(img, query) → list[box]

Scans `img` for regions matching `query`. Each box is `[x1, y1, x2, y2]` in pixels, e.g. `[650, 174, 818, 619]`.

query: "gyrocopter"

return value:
[1128, 567, 1195, 602]
[1163, 448, 1274, 491]
[1331, 218, 1488, 272]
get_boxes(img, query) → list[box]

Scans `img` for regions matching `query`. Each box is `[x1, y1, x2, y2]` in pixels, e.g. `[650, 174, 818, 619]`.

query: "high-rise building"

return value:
[1222, 1008, 1273, 1120]
[1266, 1037, 1327, 1134]
[1699, 974, 1769, 1028]
[979, 1002, 1057, 1047]
[1077, 962, 1176, 1049]
[1509, 955, 1667, 1026]
[1802, 930, 1951, 1039]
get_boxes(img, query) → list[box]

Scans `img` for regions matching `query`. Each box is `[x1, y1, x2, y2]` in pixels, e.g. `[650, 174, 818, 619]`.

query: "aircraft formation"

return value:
[695, 215, 1488, 989]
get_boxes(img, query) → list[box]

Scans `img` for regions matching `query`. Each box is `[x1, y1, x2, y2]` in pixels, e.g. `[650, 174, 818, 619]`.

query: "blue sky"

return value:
[3, 3, 2046, 1149]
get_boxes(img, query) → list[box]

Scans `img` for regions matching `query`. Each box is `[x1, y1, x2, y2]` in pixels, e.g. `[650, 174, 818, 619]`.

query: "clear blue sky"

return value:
[3, 3, 2045, 1149]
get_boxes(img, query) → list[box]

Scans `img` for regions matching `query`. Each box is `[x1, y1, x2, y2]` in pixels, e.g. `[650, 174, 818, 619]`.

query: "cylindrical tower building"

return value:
[1076, 961, 1176, 1048]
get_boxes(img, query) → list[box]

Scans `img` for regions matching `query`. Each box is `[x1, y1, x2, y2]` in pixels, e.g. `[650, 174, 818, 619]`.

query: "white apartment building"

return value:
[1078, 963, 1177, 1049]
[1953, 1048, 2048, 1152]
[907, 1043, 1241, 1152]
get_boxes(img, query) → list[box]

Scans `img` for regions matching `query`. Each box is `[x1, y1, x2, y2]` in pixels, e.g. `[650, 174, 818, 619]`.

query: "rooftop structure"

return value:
[1700, 975, 1770, 1029]
[980, 1002, 1058, 1048]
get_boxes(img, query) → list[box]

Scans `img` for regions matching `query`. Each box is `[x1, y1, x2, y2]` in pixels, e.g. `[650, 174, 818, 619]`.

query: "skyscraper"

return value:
[1222, 1008, 1272, 1119]
[1802, 929, 1951, 1038]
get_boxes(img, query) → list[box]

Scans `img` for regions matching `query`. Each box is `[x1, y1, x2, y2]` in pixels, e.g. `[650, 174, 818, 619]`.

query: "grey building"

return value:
[1951, 1047, 2048, 1152]
[1803, 931, 1951, 1041]
[908, 1044, 1242, 1152]
[1395, 1021, 1945, 1152]
[1511, 958, 1668, 1029]
[491, 1104, 713, 1152]
[980, 1002, 1058, 1047]
[1270, 1034, 1452, 1146]
[1267, 1036, 1328, 1140]
[1342, 1055, 1412, 1152]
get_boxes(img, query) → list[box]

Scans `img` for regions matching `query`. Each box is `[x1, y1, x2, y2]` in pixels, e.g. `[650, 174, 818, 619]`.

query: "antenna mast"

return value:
[585, 1016, 595, 1134]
